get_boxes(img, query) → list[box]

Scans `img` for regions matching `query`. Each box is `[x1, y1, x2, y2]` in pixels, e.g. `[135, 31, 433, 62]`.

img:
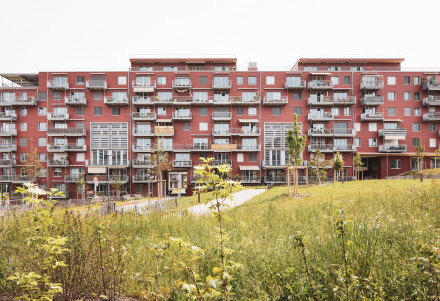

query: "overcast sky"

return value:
[1, 0, 439, 72]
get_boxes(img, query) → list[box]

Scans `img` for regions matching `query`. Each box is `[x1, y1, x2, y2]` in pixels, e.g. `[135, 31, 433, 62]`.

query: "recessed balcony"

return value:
[423, 80, 440, 91]
[132, 80, 156, 92]
[0, 112, 17, 121]
[86, 80, 107, 90]
[360, 96, 384, 106]
[212, 79, 232, 90]
[47, 144, 86, 152]
[172, 112, 192, 121]
[308, 80, 334, 90]
[378, 128, 407, 137]
[132, 112, 156, 121]
[360, 112, 384, 121]
[285, 80, 307, 90]
[263, 96, 288, 106]
[86, 175, 129, 184]
[307, 112, 334, 121]
[308, 144, 334, 153]
[47, 80, 69, 90]
[0, 128, 17, 136]
[104, 96, 129, 105]
[0, 144, 17, 152]
[307, 96, 356, 106]
[423, 112, 440, 121]
[155, 126, 174, 136]
[47, 128, 87, 136]
[47, 159, 69, 167]
[132, 160, 154, 168]
[360, 78, 384, 90]
[0, 159, 16, 167]
[212, 112, 232, 121]
[65, 96, 86, 106]
[378, 144, 407, 153]
[423, 96, 440, 106]
[48, 112, 69, 121]
[172, 79, 191, 91]
[173, 160, 192, 168]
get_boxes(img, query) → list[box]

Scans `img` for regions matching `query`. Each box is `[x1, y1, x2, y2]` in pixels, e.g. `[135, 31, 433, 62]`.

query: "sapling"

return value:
[292, 233, 316, 301]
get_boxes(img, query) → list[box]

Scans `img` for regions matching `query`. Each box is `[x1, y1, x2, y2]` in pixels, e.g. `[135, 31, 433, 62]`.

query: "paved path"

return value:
[187, 189, 266, 216]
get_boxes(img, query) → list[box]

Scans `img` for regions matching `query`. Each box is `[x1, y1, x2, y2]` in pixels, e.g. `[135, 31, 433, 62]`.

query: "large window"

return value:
[391, 159, 401, 169]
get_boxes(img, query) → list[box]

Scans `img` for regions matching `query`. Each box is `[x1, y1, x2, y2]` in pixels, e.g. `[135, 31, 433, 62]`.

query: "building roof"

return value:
[295, 57, 405, 64]
[0, 73, 39, 87]
[130, 57, 237, 64]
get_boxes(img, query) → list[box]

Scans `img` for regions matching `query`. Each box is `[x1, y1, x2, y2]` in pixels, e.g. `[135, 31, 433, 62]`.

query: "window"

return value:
[75, 106, 84, 116]
[20, 108, 27, 116]
[404, 107, 411, 116]
[413, 138, 420, 147]
[163, 66, 177, 71]
[76, 153, 85, 162]
[331, 108, 340, 116]
[118, 76, 127, 85]
[53, 91, 62, 100]
[273, 107, 281, 116]
[368, 138, 377, 147]
[237, 107, 243, 116]
[248, 107, 257, 116]
[20, 138, 27, 146]
[430, 123, 436, 132]
[39, 153, 47, 162]
[355, 123, 361, 132]
[248, 76, 257, 85]
[248, 153, 257, 162]
[344, 76, 351, 85]
[38, 138, 46, 146]
[77, 138, 85, 146]
[193, 92, 208, 102]
[388, 107, 396, 116]
[93, 91, 102, 100]
[20, 153, 27, 162]
[344, 107, 351, 116]
[157, 76, 166, 85]
[236, 76, 243, 85]
[293, 92, 302, 100]
[94, 107, 102, 116]
[293, 107, 302, 116]
[158, 107, 166, 116]
[199, 107, 208, 116]
[237, 153, 244, 162]
[38, 168, 46, 177]
[199, 122, 208, 131]
[183, 122, 190, 131]
[368, 123, 377, 132]
[404, 76, 411, 85]
[53, 168, 62, 177]
[430, 138, 436, 148]
[76, 76, 85, 85]
[266, 76, 275, 85]
[388, 92, 396, 101]
[414, 76, 421, 85]
[414, 108, 421, 116]
[76, 122, 84, 129]
[355, 138, 361, 147]
[387, 76, 396, 85]
[199, 76, 207, 85]
[431, 158, 440, 169]
[38, 92, 47, 101]
[38, 122, 47, 131]
[412, 122, 421, 132]
[20, 122, 27, 131]
[38, 107, 47, 116]
[404, 92, 411, 101]
[391, 159, 401, 169]
[330, 76, 340, 85]
[414, 92, 421, 100]
[112, 107, 120, 116]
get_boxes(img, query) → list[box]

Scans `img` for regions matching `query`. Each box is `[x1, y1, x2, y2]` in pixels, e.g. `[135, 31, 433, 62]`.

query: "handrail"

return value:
[378, 129, 407, 136]
[308, 80, 334, 89]
[173, 160, 192, 167]
[172, 112, 192, 119]
[285, 79, 307, 88]
[212, 112, 232, 119]
[47, 144, 86, 151]
[48, 113, 69, 120]
[212, 79, 232, 88]
[132, 112, 156, 119]
[132, 79, 156, 88]
[86, 80, 107, 88]
[0, 128, 17, 135]
[47, 80, 69, 89]
[47, 128, 86, 135]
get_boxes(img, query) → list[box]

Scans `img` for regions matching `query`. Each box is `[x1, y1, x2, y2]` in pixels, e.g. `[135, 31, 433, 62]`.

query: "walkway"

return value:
[187, 189, 266, 216]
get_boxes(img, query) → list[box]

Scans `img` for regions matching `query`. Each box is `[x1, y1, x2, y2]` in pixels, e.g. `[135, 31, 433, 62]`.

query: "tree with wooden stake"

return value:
[110, 176, 124, 200]
[75, 174, 88, 200]
[353, 152, 364, 180]
[416, 139, 426, 171]
[22, 138, 43, 182]
[286, 113, 307, 195]
[308, 148, 329, 185]
[333, 151, 344, 183]
[148, 138, 172, 204]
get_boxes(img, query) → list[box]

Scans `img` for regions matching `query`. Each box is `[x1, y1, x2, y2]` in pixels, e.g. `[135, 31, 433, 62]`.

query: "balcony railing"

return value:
[0, 112, 17, 120]
[104, 96, 129, 105]
[48, 159, 69, 167]
[213, 159, 232, 166]
[0, 144, 17, 152]
[212, 79, 232, 90]
[0, 128, 17, 136]
[173, 160, 192, 167]
[423, 112, 440, 121]
[47, 144, 86, 152]
[65, 96, 86, 105]
[378, 129, 407, 136]
[285, 80, 307, 90]
[307, 112, 334, 121]
[85, 160, 130, 167]
[172, 112, 192, 120]
[230, 96, 260, 105]
[132, 96, 154, 105]
[334, 144, 357, 152]
[0, 97, 37, 106]
[0, 159, 16, 166]
[132, 80, 156, 92]
[423, 96, 440, 106]
[212, 129, 231, 136]
[132, 175, 155, 182]
[132, 144, 151, 152]
[132, 160, 154, 168]
[308, 128, 355, 136]
[12, 175, 38, 183]
[263, 96, 288, 105]
[308, 80, 334, 90]
[0, 175, 12, 182]
[307, 96, 356, 106]
[155, 126, 174, 136]
[172, 79, 192, 89]
[212, 112, 232, 120]
[132, 128, 154, 136]
[191, 143, 211, 151]
[132, 112, 156, 120]
[360, 79, 384, 90]
[236, 144, 260, 151]
[239, 176, 261, 183]
[378, 144, 407, 153]
[47, 128, 87, 136]
[230, 128, 260, 135]
[308, 144, 335, 152]
[360, 96, 384, 106]
[360, 112, 384, 121]
[48, 113, 69, 121]
[47, 80, 69, 90]
[423, 80, 440, 91]
[86, 175, 129, 183]
[65, 175, 82, 182]
[86, 80, 107, 90]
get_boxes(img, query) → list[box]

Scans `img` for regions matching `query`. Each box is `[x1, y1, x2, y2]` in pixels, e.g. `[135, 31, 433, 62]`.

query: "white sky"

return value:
[1, 0, 439, 72]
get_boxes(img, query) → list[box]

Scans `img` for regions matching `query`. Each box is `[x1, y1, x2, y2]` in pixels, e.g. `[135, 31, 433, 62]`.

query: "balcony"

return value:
[0, 159, 16, 167]
[132, 128, 155, 136]
[132, 112, 156, 121]
[212, 112, 232, 121]
[423, 96, 440, 106]
[212, 79, 232, 90]
[0, 128, 17, 136]
[211, 144, 237, 151]
[334, 144, 357, 152]
[360, 96, 384, 106]
[378, 144, 407, 153]
[0, 112, 17, 121]
[0, 175, 12, 182]
[86, 160, 130, 168]
[47, 144, 86, 152]
[360, 79, 384, 90]
[65, 175, 81, 182]
[132, 175, 155, 183]
[48, 159, 69, 167]
[213, 159, 232, 166]
[308, 144, 335, 153]
[191, 143, 211, 151]
[47, 80, 69, 90]
[308, 128, 355, 137]
[285, 80, 307, 90]
[264, 176, 286, 183]
[0, 97, 37, 106]
[47, 128, 87, 136]
[48, 112, 69, 121]
[132, 160, 154, 168]
[230, 96, 260, 105]
[86, 80, 107, 90]
[65, 96, 86, 106]
[132, 144, 151, 152]
[12, 175, 38, 183]
[155, 126, 174, 136]
[172, 112, 192, 121]
[263, 96, 288, 106]
[423, 80, 440, 91]
[51, 191, 69, 199]
[132, 80, 156, 92]
[104, 96, 129, 105]
[378, 129, 407, 137]
[360, 112, 384, 121]
[423, 112, 440, 121]
[239, 176, 261, 184]
[307, 96, 356, 106]
[0, 144, 17, 152]
[172, 144, 193, 151]
[173, 160, 192, 168]
[86, 175, 129, 184]
[132, 96, 155, 105]
[308, 80, 334, 90]
[212, 129, 231, 136]
[236, 144, 260, 151]
[307, 112, 334, 121]
[172, 79, 192, 91]
[230, 128, 260, 136]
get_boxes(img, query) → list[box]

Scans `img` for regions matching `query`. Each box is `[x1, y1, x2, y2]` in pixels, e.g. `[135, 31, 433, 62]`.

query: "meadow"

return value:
[1, 179, 439, 300]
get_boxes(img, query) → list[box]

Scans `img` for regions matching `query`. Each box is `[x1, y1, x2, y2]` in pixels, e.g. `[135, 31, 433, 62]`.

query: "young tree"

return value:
[148, 138, 172, 202]
[333, 152, 344, 183]
[110, 177, 125, 199]
[308, 148, 329, 185]
[416, 139, 426, 171]
[286, 114, 307, 195]
[75, 174, 88, 200]
[434, 148, 440, 169]
[22, 138, 42, 182]
[353, 152, 364, 180]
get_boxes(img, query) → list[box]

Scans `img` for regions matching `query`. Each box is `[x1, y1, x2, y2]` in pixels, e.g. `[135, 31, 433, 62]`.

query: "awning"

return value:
[156, 119, 172, 123]
[239, 165, 260, 171]
[238, 119, 259, 123]
[88, 167, 106, 174]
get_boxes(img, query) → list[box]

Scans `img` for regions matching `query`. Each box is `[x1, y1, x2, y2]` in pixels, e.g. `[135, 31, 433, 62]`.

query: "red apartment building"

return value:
[0, 56, 439, 199]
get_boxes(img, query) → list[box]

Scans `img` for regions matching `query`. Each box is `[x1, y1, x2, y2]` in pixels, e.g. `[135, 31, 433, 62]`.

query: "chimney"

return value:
[248, 62, 258, 71]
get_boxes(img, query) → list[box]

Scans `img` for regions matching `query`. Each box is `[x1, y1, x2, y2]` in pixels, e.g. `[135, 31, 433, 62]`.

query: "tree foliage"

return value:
[308, 149, 329, 184]
[416, 139, 426, 170]
[22, 138, 43, 178]
[286, 114, 307, 167]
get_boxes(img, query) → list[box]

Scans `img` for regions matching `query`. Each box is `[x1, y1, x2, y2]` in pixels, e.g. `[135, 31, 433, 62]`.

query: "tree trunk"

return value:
[287, 167, 290, 196]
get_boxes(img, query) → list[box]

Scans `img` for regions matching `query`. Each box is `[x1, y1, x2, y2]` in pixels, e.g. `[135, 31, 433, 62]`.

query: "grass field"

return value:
[1, 179, 440, 300]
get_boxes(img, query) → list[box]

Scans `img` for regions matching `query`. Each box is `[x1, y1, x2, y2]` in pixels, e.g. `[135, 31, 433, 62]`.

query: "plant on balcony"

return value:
[286, 114, 307, 195]
[308, 149, 329, 185]
[333, 152, 344, 183]
[22, 138, 43, 181]
[416, 140, 426, 171]
[353, 153, 364, 181]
